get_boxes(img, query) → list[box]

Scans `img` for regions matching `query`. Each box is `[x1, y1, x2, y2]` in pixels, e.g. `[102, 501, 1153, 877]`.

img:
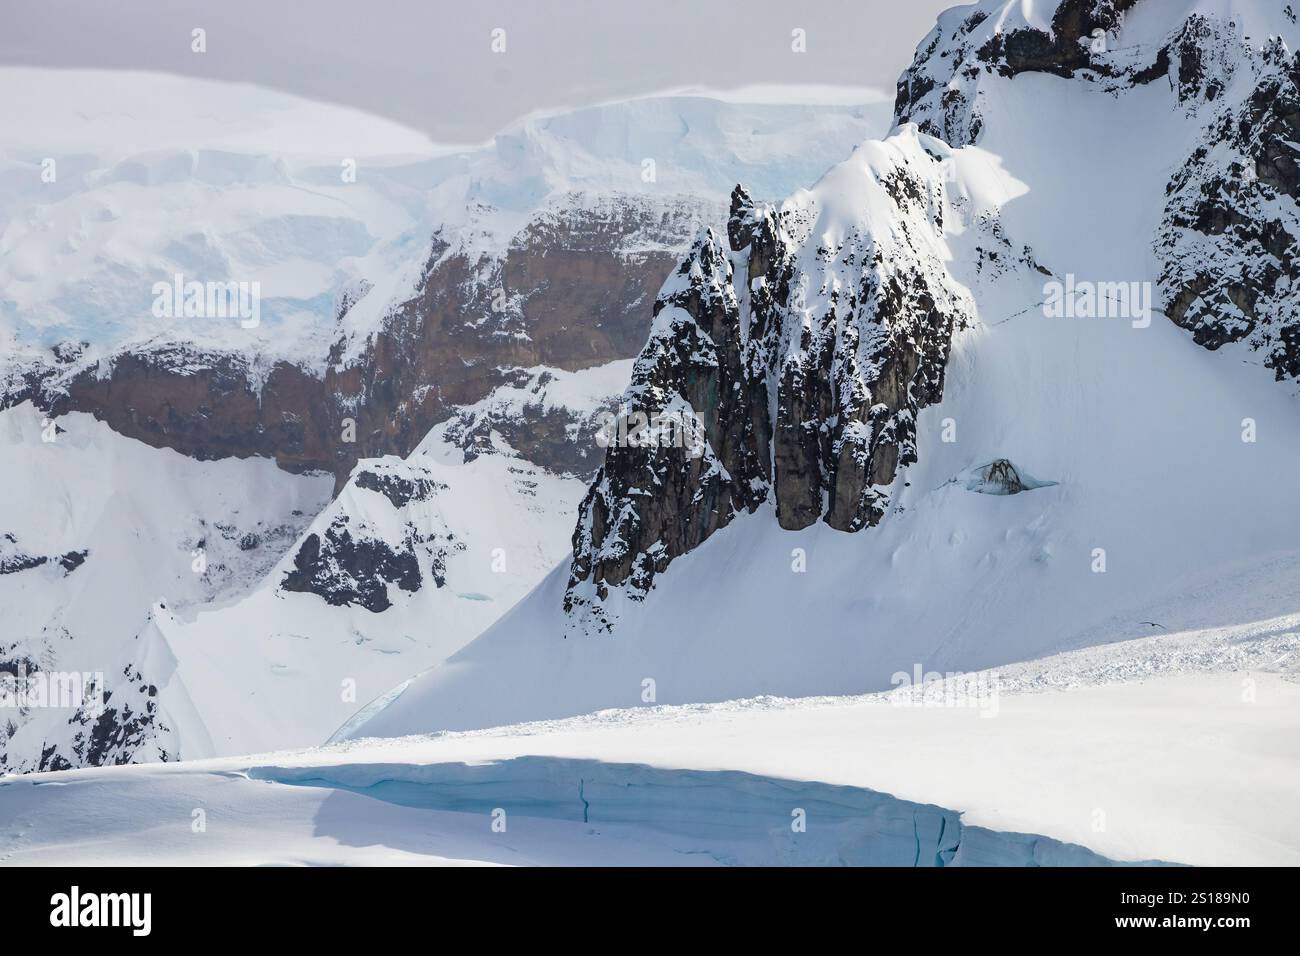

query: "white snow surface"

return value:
[0, 404, 333, 769]
[2, 620, 1297, 866]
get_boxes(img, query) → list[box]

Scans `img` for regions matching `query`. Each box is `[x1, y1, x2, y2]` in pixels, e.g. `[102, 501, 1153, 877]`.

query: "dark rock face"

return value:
[772, 179, 958, 535]
[979, 460, 1027, 494]
[8, 196, 716, 491]
[353, 468, 441, 508]
[56, 550, 87, 574]
[278, 459, 462, 612]
[0, 533, 87, 577]
[961, 459, 1056, 496]
[894, 0, 1147, 148]
[60, 666, 168, 770]
[0, 551, 46, 575]
[566, 157, 975, 629]
[445, 402, 612, 481]
[1158, 36, 1300, 380]
[49, 347, 340, 477]
[979, 0, 1137, 78]
[280, 519, 421, 613]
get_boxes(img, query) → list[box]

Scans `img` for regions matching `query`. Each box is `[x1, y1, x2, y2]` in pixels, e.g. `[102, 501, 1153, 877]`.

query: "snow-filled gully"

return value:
[248, 757, 1168, 867]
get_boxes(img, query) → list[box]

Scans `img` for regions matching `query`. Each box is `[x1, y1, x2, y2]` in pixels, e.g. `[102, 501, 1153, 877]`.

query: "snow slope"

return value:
[125, 360, 640, 760]
[3, 621, 1296, 866]
[0, 404, 331, 771]
[351, 2, 1300, 739]
[154, 444, 584, 759]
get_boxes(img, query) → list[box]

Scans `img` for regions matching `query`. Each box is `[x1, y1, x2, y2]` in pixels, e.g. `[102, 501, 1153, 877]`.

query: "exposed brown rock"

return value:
[16, 197, 716, 492]
[566, 168, 972, 627]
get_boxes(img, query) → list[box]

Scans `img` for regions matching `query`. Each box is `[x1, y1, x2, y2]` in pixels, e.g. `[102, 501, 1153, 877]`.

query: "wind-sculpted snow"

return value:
[8, 623, 1296, 864]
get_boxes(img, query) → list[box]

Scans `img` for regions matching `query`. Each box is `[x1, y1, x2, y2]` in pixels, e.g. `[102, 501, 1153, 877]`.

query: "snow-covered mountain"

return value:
[349, 0, 1300, 738]
[147, 363, 632, 760]
[5, 0, 1300, 872]
[2, 70, 888, 488]
[0, 72, 886, 769]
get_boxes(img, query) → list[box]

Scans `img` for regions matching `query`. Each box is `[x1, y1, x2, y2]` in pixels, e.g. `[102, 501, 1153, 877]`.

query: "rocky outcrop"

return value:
[895, 1, 1300, 381]
[53, 665, 168, 771]
[959, 459, 1058, 496]
[279, 457, 462, 612]
[353, 466, 442, 508]
[281, 518, 423, 613]
[0, 660, 172, 774]
[564, 225, 767, 624]
[895, 0, 1151, 149]
[1158, 33, 1300, 380]
[0, 534, 87, 578]
[9, 195, 716, 492]
[565, 134, 977, 630]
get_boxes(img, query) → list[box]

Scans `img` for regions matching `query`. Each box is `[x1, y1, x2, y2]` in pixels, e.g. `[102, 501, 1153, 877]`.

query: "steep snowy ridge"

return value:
[350, 0, 1300, 739]
[895, 0, 1300, 381]
[564, 128, 1019, 633]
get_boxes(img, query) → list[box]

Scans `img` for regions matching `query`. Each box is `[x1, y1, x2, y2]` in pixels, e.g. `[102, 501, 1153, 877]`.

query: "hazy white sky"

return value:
[2, 0, 961, 143]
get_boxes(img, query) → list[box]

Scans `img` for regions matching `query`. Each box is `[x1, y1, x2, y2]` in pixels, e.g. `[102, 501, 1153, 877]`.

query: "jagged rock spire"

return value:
[566, 133, 975, 630]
